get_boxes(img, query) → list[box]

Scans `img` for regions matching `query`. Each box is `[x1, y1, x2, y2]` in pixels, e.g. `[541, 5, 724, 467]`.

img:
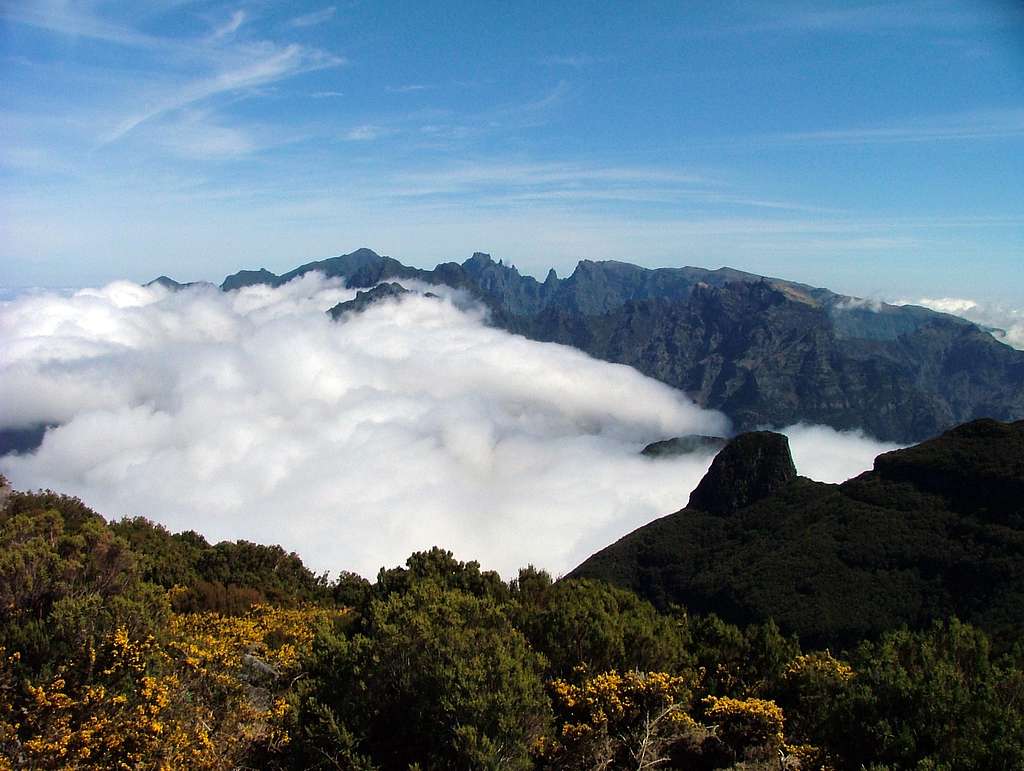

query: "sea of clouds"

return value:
[0, 275, 900, 577]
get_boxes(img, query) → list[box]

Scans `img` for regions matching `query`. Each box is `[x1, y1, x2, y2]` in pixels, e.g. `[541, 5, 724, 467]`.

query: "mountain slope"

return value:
[216, 249, 1024, 441]
[569, 418, 1024, 648]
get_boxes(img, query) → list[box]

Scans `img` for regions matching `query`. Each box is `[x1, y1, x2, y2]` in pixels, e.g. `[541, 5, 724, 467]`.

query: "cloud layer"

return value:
[1, 276, 895, 577]
[899, 297, 1024, 350]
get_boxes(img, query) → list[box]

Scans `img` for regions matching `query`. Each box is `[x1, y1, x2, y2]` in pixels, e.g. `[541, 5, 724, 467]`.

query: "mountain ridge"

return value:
[160, 247, 1023, 442]
[569, 417, 1024, 648]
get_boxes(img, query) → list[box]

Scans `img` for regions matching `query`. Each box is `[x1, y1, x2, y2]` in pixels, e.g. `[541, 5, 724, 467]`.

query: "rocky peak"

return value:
[221, 268, 279, 292]
[348, 247, 381, 259]
[686, 431, 797, 514]
[146, 275, 182, 289]
[641, 435, 728, 458]
[463, 252, 495, 272]
[327, 282, 411, 319]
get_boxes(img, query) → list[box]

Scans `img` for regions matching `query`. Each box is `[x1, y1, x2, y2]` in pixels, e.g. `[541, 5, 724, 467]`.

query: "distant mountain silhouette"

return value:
[641, 435, 727, 458]
[327, 282, 413, 319]
[211, 248, 1024, 442]
[570, 418, 1024, 648]
[145, 276, 215, 291]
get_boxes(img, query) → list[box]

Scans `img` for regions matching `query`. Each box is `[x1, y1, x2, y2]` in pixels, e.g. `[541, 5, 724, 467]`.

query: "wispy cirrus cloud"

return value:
[0, 1, 169, 49]
[380, 162, 709, 200]
[101, 44, 345, 144]
[4, 1, 345, 152]
[541, 54, 598, 68]
[386, 84, 434, 93]
[146, 109, 257, 160]
[773, 109, 1024, 145]
[516, 79, 571, 113]
[719, 1, 1022, 37]
[210, 9, 247, 40]
[288, 6, 336, 29]
[343, 125, 394, 142]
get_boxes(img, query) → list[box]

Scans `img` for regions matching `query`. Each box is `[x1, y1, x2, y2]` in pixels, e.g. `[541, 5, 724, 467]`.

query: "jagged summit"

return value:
[145, 276, 215, 292]
[686, 432, 796, 514]
[146, 275, 180, 289]
[204, 247, 1022, 442]
[221, 268, 278, 292]
[327, 282, 412, 319]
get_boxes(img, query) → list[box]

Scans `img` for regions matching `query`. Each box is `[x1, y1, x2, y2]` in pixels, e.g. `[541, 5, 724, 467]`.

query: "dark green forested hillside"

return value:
[2, 417, 1024, 770]
[571, 418, 1024, 649]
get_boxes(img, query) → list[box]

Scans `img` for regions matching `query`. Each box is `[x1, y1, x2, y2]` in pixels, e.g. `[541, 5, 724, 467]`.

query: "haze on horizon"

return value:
[2, 0, 1022, 306]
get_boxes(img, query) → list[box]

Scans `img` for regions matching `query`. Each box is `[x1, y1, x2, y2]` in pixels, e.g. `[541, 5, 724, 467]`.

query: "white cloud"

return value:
[833, 296, 884, 312]
[288, 6, 337, 29]
[898, 297, 1024, 349]
[147, 110, 257, 159]
[911, 297, 979, 315]
[783, 424, 902, 484]
[0, 275, 905, 578]
[0, 275, 730, 577]
[211, 10, 246, 40]
[774, 109, 1024, 145]
[102, 43, 344, 144]
[386, 84, 433, 93]
[344, 125, 390, 142]
[1, 1, 163, 49]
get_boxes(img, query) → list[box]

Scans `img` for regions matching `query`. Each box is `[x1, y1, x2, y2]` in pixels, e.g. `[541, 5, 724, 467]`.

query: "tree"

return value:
[827, 619, 1024, 770]
[538, 670, 698, 770]
[373, 547, 509, 603]
[523, 579, 688, 677]
[295, 581, 549, 770]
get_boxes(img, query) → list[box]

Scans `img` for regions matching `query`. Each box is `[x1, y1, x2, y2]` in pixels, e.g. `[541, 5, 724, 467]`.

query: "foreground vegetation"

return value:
[1, 479, 1022, 769]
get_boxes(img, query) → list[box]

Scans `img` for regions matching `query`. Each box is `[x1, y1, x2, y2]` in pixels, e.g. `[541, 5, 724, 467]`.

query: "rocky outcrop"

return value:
[641, 435, 727, 457]
[145, 276, 215, 292]
[569, 419, 1024, 647]
[686, 432, 796, 514]
[327, 282, 412, 319]
[221, 268, 279, 292]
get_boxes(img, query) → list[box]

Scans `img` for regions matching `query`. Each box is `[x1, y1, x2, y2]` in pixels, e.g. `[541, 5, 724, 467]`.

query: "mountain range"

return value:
[205, 248, 1024, 442]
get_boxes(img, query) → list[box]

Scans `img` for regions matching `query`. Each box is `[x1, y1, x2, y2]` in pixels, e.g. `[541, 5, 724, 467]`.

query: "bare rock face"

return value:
[686, 431, 796, 514]
[211, 250, 1024, 442]
[641, 435, 728, 458]
[327, 282, 411, 319]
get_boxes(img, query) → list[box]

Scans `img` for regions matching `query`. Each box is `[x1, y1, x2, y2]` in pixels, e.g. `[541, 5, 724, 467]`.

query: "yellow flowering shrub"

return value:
[2, 601, 341, 770]
[784, 651, 855, 684]
[703, 695, 785, 759]
[537, 669, 698, 769]
[11, 628, 181, 769]
[776, 651, 854, 769]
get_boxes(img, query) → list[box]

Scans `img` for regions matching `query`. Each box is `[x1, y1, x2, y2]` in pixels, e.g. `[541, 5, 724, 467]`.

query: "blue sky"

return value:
[1, 0, 1022, 302]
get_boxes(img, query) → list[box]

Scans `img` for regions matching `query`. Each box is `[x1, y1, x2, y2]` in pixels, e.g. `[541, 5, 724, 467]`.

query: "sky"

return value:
[1, 0, 1022, 302]
[0, 277, 900, 576]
